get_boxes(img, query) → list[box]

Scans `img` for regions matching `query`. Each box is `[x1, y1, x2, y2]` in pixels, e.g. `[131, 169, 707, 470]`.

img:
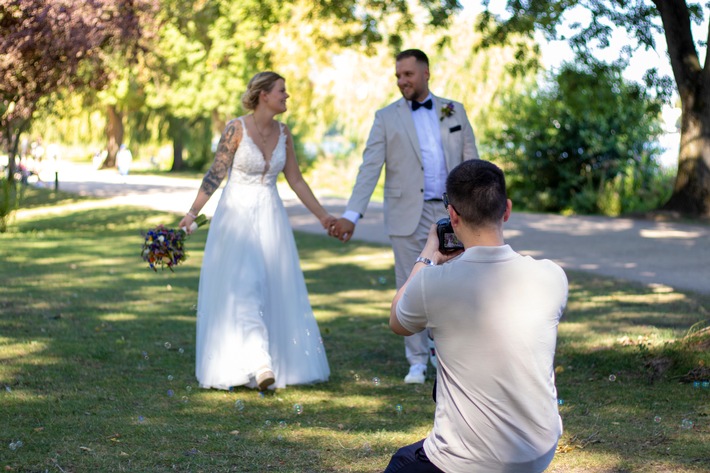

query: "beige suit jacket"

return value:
[347, 95, 479, 236]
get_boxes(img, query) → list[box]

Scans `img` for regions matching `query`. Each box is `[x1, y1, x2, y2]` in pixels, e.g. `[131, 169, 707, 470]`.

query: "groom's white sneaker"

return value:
[404, 363, 427, 384]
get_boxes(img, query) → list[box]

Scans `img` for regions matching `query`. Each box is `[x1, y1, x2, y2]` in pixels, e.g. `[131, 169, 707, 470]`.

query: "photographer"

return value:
[385, 160, 568, 473]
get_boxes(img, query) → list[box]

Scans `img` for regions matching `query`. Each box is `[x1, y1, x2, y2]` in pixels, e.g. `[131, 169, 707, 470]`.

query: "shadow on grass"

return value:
[1, 206, 708, 472]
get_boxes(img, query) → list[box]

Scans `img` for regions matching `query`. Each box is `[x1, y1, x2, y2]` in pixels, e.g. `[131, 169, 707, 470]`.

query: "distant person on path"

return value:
[384, 160, 568, 473]
[329, 48, 479, 384]
[178, 71, 335, 391]
[116, 144, 133, 176]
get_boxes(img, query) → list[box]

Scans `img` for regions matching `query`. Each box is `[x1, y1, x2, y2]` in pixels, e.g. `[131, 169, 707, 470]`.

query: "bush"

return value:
[483, 58, 667, 215]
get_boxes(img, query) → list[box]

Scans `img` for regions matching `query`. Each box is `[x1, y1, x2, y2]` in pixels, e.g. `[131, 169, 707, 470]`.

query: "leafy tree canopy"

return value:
[0, 0, 150, 126]
[0, 0, 153, 177]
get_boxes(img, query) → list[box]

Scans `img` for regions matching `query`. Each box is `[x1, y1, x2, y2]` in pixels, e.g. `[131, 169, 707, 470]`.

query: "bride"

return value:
[179, 72, 335, 391]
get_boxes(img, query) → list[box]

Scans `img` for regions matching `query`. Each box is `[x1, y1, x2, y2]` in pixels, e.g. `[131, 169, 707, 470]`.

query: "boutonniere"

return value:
[440, 102, 455, 121]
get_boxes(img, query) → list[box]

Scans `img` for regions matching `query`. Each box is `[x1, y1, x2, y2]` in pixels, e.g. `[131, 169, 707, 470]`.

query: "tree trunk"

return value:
[654, 0, 710, 218]
[172, 135, 185, 171]
[211, 108, 225, 136]
[3, 125, 16, 182]
[169, 116, 185, 171]
[104, 104, 124, 169]
[663, 99, 710, 218]
[3, 119, 29, 183]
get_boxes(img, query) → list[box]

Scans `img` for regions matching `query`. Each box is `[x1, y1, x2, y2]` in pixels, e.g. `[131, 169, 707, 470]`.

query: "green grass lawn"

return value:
[1, 193, 708, 472]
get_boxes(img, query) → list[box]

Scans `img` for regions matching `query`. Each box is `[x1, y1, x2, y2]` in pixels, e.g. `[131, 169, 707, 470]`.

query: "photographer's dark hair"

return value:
[396, 49, 429, 66]
[446, 160, 507, 226]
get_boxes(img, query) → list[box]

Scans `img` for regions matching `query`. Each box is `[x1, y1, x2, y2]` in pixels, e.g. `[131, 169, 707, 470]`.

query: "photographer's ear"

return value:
[449, 206, 460, 228]
[503, 199, 512, 222]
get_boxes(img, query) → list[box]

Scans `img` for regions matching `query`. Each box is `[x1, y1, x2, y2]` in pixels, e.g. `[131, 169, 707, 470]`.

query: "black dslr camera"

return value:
[436, 217, 464, 253]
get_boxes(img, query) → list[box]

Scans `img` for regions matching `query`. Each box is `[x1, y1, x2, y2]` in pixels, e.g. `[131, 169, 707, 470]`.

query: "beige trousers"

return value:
[390, 200, 448, 367]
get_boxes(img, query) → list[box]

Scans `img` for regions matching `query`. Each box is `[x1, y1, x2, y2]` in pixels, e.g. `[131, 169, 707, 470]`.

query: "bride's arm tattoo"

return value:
[200, 119, 241, 196]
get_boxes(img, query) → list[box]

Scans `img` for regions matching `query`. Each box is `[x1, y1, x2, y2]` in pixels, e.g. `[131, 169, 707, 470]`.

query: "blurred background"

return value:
[2, 0, 708, 217]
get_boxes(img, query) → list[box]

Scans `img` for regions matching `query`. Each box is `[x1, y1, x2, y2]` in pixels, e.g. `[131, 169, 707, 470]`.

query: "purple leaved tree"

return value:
[0, 0, 153, 181]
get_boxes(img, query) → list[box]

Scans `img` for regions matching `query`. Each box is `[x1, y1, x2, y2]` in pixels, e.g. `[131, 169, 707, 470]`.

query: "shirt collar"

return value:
[460, 245, 518, 263]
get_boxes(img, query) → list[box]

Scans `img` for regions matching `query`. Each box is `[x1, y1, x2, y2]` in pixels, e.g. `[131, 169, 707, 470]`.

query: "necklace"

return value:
[252, 115, 272, 147]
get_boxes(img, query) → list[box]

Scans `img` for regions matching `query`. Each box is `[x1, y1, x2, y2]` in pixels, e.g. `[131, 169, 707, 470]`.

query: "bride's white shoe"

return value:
[256, 368, 275, 391]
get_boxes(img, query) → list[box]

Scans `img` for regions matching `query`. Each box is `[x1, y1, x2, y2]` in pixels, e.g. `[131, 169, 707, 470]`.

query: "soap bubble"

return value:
[8, 440, 23, 451]
[608, 374, 616, 382]
[681, 419, 694, 430]
[293, 403, 303, 415]
[235, 399, 245, 411]
[164, 342, 171, 349]
[372, 377, 381, 386]
[167, 375, 173, 381]
[654, 416, 662, 423]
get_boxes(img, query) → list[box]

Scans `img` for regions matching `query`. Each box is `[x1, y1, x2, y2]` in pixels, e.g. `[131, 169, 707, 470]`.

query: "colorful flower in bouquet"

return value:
[141, 214, 208, 272]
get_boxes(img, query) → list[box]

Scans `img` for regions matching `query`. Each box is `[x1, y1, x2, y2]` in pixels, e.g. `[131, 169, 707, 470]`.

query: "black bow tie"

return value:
[411, 99, 433, 111]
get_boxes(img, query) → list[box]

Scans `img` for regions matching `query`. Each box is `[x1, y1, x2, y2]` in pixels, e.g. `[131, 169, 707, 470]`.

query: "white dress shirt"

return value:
[343, 94, 447, 224]
[411, 94, 448, 201]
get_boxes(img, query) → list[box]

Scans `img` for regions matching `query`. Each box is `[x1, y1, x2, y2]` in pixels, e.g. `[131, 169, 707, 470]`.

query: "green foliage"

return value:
[26, 2, 534, 177]
[484, 58, 668, 215]
[476, 0, 699, 102]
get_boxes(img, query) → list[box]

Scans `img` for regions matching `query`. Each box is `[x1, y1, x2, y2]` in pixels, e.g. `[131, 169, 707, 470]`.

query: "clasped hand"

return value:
[320, 214, 338, 232]
[327, 218, 355, 242]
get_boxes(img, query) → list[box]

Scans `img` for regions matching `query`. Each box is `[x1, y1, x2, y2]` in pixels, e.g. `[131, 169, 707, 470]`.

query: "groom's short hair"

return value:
[396, 49, 429, 66]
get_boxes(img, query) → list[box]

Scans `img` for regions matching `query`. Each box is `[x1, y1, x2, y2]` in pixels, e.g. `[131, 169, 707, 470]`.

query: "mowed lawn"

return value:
[1, 192, 708, 472]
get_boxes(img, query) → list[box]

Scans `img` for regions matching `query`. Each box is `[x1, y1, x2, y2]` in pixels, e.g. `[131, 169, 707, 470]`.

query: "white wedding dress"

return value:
[195, 117, 330, 390]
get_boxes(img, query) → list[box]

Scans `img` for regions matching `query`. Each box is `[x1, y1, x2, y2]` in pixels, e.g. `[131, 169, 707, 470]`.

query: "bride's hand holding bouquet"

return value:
[141, 213, 208, 272]
[178, 210, 207, 235]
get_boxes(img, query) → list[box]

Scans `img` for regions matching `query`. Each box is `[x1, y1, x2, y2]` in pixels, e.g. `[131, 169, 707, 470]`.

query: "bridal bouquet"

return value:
[141, 214, 208, 272]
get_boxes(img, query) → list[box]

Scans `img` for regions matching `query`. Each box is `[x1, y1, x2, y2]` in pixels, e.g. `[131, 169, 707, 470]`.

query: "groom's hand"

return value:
[330, 218, 355, 242]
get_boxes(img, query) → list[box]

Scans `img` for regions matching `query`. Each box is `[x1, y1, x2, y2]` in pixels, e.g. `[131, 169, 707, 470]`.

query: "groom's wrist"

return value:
[342, 210, 360, 225]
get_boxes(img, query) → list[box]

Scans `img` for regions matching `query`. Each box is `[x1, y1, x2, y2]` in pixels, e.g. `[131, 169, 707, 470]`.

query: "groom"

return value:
[329, 49, 479, 384]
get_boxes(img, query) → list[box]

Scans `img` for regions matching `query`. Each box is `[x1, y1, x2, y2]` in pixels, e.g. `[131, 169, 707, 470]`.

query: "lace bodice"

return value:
[229, 117, 287, 187]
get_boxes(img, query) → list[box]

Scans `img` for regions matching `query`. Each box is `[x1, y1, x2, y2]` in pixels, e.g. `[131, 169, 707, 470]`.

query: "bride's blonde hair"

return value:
[241, 72, 285, 111]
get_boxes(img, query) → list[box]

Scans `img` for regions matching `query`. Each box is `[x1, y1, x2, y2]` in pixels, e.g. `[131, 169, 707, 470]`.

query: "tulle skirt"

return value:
[195, 182, 330, 390]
